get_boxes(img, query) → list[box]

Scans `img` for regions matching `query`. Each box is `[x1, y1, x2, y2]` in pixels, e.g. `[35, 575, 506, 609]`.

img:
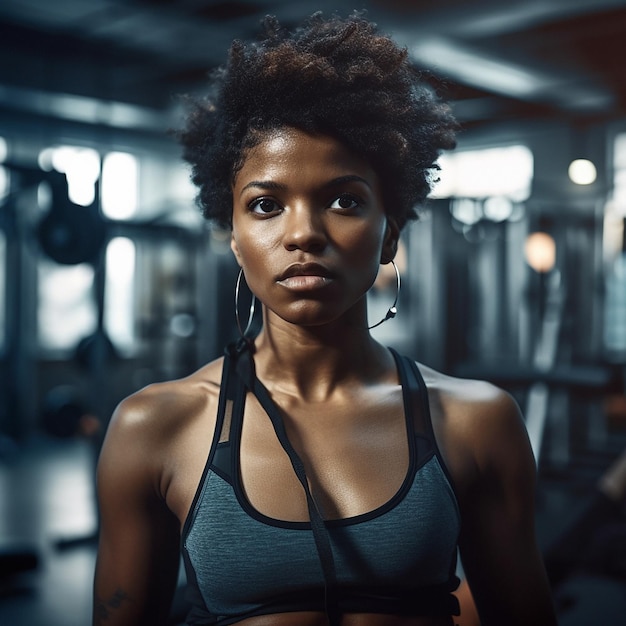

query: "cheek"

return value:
[231, 227, 277, 281]
[338, 223, 386, 264]
[232, 239, 258, 271]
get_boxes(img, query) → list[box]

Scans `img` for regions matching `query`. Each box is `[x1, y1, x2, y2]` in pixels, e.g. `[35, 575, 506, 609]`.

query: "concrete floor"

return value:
[0, 436, 97, 626]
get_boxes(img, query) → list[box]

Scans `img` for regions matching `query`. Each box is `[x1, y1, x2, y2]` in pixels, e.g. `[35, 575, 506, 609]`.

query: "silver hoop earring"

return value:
[368, 259, 400, 330]
[234, 268, 257, 337]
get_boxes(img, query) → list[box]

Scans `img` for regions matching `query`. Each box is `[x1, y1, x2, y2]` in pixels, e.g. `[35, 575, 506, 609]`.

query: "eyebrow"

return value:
[239, 175, 372, 197]
[239, 180, 287, 196]
[327, 175, 372, 189]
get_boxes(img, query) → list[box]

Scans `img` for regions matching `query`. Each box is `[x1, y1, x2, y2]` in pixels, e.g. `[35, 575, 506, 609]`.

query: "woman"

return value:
[93, 12, 557, 626]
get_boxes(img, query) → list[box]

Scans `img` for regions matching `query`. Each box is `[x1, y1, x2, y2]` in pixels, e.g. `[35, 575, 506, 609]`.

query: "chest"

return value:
[163, 385, 410, 528]
[237, 389, 410, 521]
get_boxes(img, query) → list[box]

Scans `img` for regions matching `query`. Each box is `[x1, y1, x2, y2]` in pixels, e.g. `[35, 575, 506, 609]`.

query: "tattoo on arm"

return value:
[94, 588, 132, 624]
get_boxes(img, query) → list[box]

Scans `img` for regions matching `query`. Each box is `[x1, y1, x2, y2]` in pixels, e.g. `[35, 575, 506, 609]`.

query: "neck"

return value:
[250, 311, 394, 402]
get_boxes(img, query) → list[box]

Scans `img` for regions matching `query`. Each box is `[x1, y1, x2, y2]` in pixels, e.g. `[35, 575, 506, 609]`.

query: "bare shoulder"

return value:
[415, 362, 534, 488]
[418, 362, 521, 423]
[98, 357, 225, 488]
[107, 357, 224, 438]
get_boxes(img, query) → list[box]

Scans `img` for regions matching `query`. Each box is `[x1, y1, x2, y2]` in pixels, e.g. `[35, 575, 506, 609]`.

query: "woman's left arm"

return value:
[453, 387, 557, 626]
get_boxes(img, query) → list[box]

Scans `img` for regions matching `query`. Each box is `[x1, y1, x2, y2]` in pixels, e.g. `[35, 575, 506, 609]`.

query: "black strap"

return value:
[234, 346, 342, 626]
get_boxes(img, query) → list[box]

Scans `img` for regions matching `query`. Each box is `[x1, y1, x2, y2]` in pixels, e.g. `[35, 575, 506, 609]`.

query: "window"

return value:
[39, 145, 100, 206]
[0, 137, 7, 351]
[38, 261, 97, 351]
[36, 146, 140, 352]
[603, 132, 626, 356]
[433, 145, 533, 202]
[104, 237, 136, 351]
[431, 145, 533, 230]
[0, 136, 8, 202]
[101, 152, 139, 220]
[0, 232, 5, 351]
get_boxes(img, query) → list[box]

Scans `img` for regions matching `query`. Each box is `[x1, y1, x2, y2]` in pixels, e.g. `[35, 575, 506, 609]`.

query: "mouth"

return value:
[277, 263, 335, 281]
[276, 263, 336, 290]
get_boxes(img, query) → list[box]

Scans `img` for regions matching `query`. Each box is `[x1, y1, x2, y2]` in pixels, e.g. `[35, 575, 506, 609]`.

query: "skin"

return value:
[93, 127, 557, 626]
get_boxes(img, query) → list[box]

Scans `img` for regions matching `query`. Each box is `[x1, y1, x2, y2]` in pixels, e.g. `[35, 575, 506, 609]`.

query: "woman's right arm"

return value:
[93, 395, 181, 626]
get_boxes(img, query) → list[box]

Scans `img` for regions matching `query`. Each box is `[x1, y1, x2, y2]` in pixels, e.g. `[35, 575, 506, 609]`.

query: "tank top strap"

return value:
[389, 348, 432, 437]
[181, 341, 248, 540]
[388, 348, 456, 488]
[219, 339, 251, 442]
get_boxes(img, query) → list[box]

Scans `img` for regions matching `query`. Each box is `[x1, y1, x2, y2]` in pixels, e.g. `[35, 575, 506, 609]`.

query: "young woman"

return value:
[93, 13, 557, 626]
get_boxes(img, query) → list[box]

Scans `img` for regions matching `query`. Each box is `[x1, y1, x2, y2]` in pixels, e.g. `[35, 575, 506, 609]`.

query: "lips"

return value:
[277, 263, 336, 281]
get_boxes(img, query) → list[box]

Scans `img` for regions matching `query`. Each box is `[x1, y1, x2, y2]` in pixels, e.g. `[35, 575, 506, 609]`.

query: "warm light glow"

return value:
[525, 232, 556, 273]
[568, 159, 597, 185]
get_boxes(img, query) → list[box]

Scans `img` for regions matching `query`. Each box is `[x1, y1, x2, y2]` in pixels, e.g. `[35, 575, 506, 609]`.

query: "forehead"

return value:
[233, 127, 380, 188]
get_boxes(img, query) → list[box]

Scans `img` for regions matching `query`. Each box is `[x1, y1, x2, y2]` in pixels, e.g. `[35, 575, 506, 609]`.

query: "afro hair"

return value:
[178, 12, 457, 230]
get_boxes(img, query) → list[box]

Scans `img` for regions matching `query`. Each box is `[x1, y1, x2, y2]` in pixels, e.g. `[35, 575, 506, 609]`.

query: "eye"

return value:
[329, 194, 361, 211]
[249, 197, 281, 215]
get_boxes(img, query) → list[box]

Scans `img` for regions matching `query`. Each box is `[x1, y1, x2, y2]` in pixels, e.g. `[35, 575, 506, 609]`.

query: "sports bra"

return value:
[181, 343, 461, 625]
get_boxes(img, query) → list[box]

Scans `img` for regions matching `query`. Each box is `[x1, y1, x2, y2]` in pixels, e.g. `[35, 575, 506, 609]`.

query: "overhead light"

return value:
[568, 159, 597, 185]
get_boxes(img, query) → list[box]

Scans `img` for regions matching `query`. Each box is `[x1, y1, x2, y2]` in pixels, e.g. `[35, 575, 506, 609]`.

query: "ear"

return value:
[380, 218, 400, 265]
[230, 232, 242, 267]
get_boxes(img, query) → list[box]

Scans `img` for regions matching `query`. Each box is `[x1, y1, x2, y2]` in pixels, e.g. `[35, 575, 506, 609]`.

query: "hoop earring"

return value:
[368, 259, 400, 330]
[234, 268, 257, 337]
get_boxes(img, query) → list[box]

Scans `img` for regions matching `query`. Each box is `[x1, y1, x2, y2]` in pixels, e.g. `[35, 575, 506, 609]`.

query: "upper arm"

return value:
[452, 387, 557, 626]
[93, 397, 181, 626]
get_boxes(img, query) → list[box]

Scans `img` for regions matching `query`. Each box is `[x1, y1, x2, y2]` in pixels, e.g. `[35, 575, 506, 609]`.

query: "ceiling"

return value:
[1, 0, 626, 138]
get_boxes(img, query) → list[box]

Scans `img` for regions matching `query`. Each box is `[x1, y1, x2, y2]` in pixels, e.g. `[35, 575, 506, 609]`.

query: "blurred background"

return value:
[1, 0, 626, 624]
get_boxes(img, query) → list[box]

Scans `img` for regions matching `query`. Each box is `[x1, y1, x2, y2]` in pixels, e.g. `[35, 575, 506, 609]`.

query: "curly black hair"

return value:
[178, 12, 457, 231]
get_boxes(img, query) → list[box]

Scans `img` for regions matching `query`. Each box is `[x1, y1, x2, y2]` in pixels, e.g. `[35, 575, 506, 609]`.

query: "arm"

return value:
[453, 388, 557, 626]
[453, 578, 480, 626]
[93, 396, 181, 626]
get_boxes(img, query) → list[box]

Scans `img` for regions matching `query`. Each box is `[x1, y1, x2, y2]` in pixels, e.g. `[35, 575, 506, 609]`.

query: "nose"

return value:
[282, 206, 328, 253]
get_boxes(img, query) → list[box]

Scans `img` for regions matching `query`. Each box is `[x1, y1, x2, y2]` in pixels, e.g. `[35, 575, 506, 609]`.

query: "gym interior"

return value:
[1, 1, 626, 624]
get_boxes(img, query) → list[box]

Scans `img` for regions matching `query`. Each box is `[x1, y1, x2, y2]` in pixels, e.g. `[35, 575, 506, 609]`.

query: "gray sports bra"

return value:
[181, 344, 461, 625]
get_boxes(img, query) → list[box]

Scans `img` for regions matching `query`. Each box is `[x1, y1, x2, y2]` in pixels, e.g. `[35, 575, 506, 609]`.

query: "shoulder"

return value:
[417, 362, 524, 435]
[98, 357, 225, 488]
[109, 357, 224, 437]
[415, 362, 534, 493]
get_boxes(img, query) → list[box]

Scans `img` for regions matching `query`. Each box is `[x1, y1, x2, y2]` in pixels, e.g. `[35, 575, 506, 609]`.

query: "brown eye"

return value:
[250, 198, 280, 214]
[330, 194, 360, 210]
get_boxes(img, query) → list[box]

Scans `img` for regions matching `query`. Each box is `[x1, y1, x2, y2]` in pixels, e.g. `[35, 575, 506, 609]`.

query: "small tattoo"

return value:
[108, 588, 130, 609]
[94, 588, 132, 624]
